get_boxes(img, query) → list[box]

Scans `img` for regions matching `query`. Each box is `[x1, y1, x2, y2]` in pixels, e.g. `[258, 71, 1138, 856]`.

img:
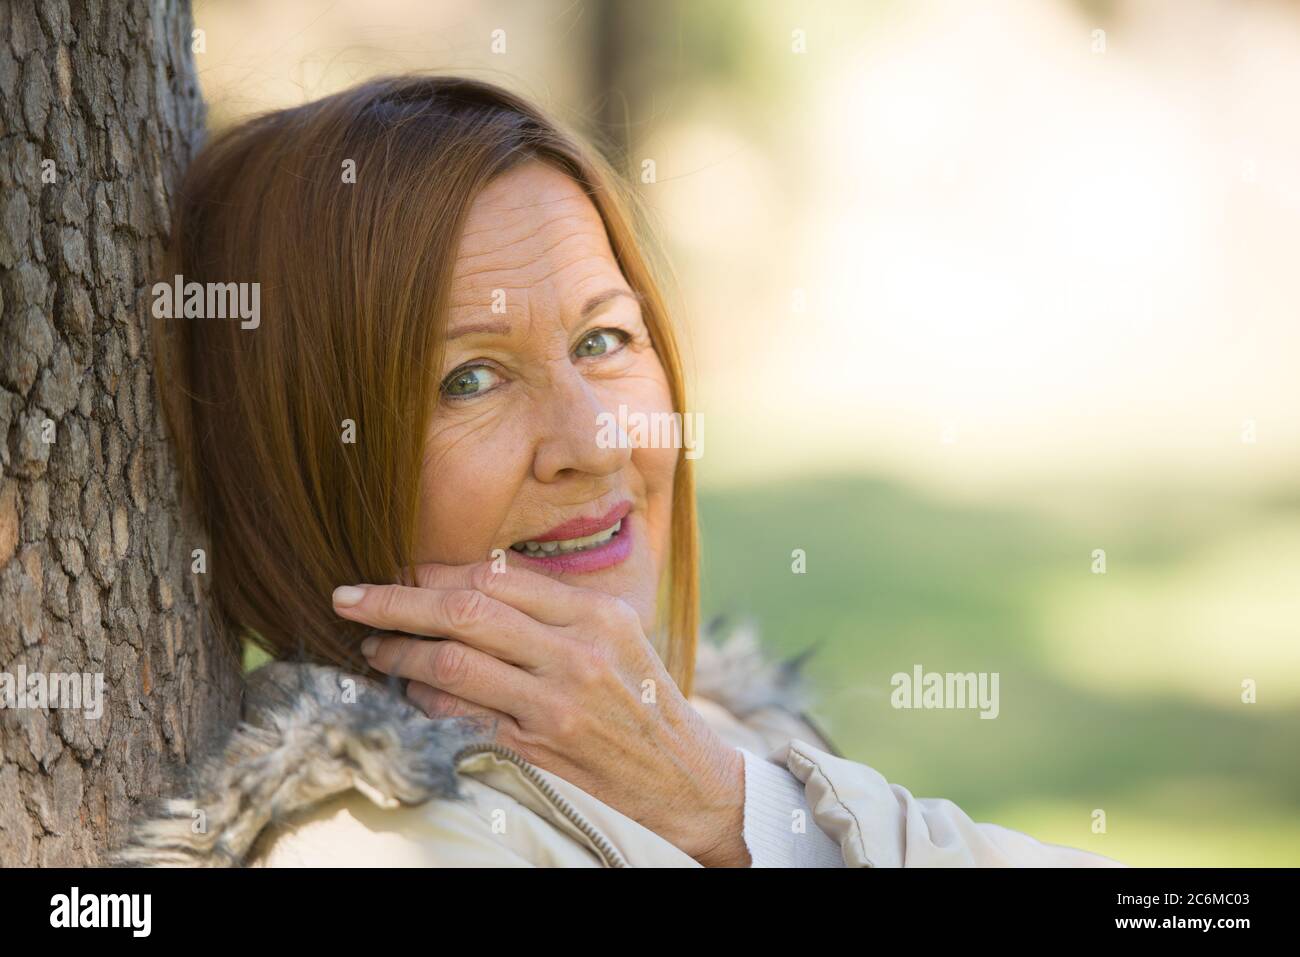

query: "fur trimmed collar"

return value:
[114, 623, 818, 867]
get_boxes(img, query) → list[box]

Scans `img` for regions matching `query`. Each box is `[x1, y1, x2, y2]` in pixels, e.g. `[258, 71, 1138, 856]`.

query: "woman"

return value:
[120, 75, 1119, 868]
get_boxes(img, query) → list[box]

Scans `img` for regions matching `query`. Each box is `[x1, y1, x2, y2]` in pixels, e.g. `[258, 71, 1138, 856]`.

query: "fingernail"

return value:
[360, 636, 379, 657]
[333, 585, 367, 608]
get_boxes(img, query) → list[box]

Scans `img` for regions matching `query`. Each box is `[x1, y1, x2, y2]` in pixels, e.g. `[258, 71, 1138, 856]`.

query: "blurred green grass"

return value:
[698, 474, 1300, 866]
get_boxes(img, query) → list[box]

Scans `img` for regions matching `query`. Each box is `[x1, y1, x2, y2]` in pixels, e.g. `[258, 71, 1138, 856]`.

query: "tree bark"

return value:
[0, 0, 240, 866]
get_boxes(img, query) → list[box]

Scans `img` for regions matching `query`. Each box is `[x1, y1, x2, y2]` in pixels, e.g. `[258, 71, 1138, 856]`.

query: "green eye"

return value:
[574, 329, 627, 358]
[441, 365, 501, 399]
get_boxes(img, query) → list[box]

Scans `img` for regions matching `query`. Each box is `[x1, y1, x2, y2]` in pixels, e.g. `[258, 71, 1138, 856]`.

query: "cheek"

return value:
[414, 419, 526, 564]
[633, 442, 677, 574]
[607, 353, 679, 575]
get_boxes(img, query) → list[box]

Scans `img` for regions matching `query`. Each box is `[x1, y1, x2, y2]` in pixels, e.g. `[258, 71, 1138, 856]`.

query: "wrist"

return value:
[682, 745, 751, 867]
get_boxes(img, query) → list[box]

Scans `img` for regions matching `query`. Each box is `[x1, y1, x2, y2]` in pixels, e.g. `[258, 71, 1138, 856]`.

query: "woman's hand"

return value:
[331, 562, 751, 867]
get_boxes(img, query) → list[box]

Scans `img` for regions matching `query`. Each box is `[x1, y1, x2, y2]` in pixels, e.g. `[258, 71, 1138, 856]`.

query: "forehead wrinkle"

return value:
[451, 170, 621, 320]
[527, 252, 620, 300]
[451, 231, 616, 308]
[454, 210, 602, 273]
[458, 178, 594, 234]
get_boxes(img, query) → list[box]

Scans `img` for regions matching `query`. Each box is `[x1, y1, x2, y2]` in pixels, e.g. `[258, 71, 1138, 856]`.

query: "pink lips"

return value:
[531, 502, 632, 542]
[510, 501, 633, 574]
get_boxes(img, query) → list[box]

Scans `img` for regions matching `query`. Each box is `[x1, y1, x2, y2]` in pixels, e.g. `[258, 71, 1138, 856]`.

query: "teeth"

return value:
[512, 520, 622, 556]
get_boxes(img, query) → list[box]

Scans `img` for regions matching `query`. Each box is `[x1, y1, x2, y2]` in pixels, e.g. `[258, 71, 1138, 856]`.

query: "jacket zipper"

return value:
[453, 742, 629, 869]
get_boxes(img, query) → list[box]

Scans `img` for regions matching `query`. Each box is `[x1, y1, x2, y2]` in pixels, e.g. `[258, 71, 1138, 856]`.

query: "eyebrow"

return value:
[580, 288, 642, 319]
[445, 320, 511, 341]
[445, 289, 641, 341]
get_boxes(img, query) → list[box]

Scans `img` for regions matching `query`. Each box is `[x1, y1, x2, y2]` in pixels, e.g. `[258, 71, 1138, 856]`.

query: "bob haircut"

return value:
[155, 75, 700, 693]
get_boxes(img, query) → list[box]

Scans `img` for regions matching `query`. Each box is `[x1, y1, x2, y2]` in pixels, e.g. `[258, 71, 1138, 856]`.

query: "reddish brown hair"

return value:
[156, 75, 700, 692]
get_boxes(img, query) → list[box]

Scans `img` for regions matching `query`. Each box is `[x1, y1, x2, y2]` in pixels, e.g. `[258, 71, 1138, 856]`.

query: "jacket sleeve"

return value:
[774, 739, 1125, 868]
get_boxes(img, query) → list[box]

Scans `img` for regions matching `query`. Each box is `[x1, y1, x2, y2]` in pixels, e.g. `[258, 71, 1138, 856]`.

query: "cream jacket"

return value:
[118, 632, 1122, 868]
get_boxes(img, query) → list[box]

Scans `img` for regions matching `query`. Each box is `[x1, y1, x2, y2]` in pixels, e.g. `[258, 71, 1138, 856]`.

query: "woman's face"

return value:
[414, 161, 677, 631]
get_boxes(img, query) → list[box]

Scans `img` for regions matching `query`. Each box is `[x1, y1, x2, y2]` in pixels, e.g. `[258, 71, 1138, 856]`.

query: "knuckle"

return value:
[597, 596, 639, 633]
[548, 708, 580, 742]
[572, 641, 614, 689]
[468, 561, 497, 596]
[413, 684, 464, 720]
[413, 564, 438, 590]
[429, 641, 472, 688]
[444, 588, 489, 629]
[426, 692, 462, 719]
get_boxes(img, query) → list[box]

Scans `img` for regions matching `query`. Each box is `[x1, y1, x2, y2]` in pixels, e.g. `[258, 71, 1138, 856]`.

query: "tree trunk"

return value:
[0, 0, 240, 866]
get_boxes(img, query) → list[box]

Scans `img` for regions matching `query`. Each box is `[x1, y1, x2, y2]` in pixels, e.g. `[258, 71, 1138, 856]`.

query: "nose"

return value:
[531, 366, 631, 484]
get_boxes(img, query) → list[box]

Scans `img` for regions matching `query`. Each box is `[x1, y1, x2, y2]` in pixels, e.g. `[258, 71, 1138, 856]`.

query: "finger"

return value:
[335, 583, 553, 669]
[361, 634, 537, 718]
[405, 680, 517, 738]
[407, 561, 590, 627]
